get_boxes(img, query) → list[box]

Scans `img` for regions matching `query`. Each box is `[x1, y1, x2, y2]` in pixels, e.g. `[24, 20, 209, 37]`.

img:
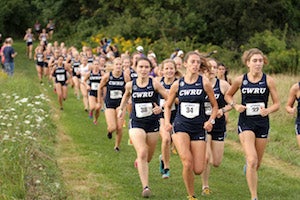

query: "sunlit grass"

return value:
[0, 41, 299, 199]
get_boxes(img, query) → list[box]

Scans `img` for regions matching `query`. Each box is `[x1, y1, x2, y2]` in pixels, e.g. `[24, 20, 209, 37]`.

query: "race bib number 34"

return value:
[246, 102, 265, 116]
[181, 102, 200, 118]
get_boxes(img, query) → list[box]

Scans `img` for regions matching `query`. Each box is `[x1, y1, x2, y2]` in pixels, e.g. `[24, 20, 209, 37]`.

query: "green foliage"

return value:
[268, 48, 299, 74]
[241, 30, 300, 73]
[243, 30, 286, 54]
[0, 42, 66, 199]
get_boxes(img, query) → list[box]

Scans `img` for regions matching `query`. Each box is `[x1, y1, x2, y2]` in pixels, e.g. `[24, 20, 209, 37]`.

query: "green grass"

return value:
[0, 41, 299, 199]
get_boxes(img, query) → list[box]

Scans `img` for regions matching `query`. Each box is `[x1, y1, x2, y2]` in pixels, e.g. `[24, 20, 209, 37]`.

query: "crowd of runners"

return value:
[1, 27, 298, 200]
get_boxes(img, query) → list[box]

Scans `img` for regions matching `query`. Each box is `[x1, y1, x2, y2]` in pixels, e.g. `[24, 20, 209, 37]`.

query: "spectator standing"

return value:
[3, 38, 17, 76]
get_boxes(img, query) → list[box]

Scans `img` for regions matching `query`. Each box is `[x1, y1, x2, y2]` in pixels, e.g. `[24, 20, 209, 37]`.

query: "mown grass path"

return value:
[6, 41, 300, 199]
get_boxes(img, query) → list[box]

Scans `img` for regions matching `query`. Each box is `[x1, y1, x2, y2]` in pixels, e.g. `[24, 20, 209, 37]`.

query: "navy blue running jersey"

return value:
[130, 78, 159, 122]
[204, 78, 226, 132]
[89, 71, 102, 91]
[174, 75, 207, 130]
[105, 72, 126, 108]
[239, 73, 269, 125]
[53, 65, 67, 83]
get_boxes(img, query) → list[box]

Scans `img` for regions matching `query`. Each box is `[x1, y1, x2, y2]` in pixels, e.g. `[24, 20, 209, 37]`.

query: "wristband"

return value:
[230, 101, 236, 108]
[222, 107, 226, 113]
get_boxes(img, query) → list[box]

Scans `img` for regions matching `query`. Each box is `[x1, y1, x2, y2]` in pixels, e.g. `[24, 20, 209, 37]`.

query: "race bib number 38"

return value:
[246, 102, 265, 116]
[57, 74, 65, 81]
[135, 103, 153, 118]
[180, 102, 200, 118]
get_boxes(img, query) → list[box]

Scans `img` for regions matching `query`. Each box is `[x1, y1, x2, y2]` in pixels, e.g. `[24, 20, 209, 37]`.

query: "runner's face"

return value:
[136, 60, 151, 78]
[185, 54, 200, 74]
[247, 54, 264, 73]
[163, 62, 176, 79]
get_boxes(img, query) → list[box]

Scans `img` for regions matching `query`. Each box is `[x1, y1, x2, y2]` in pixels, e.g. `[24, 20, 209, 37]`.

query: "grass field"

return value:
[0, 41, 299, 200]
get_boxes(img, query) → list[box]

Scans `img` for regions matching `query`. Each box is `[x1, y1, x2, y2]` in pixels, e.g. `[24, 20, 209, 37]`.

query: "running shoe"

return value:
[162, 169, 170, 179]
[114, 147, 120, 152]
[107, 132, 112, 139]
[88, 111, 93, 119]
[93, 120, 97, 125]
[142, 186, 151, 198]
[187, 195, 198, 200]
[159, 155, 164, 174]
[201, 187, 211, 196]
[243, 163, 247, 175]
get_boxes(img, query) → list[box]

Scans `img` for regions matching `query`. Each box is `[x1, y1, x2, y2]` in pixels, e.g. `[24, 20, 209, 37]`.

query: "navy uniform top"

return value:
[239, 73, 269, 125]
[53, 65, 67, 83]
[36, 52, 44, 65]
[174, 75, 207, 130]
[87, 56, 94, 64]
[105, 71, 126, 107]
[45, 52, 53, 62]
[72, 58, 81, 76]
[130, 78, 159, 122]
[296, 82, 300, 124]
[158, 77, 177, 121]
[204, 78, 226, 132]
[89, 71, 102, 91]
[130, 67, 138, 80]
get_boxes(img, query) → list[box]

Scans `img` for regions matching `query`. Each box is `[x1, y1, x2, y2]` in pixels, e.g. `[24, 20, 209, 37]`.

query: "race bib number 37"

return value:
[246, 102, 265, 116]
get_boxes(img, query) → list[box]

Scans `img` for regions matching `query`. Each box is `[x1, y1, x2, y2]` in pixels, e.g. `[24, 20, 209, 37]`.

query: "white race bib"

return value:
[38, 57, 43, 62]
[160, 99, 175, 111]
[135, 103, 153, 118]
[57, 74, 65, 81]
[246, 102, 265, 116]
[204, 102, 212, 116]
[110, 90, 123, 99]
[180, 102, 200, 118]
[74, 67, 79, 73]
[91, 82, 99, 90]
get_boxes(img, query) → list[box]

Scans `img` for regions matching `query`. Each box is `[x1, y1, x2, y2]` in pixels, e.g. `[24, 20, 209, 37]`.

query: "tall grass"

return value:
[0, 42, 66, 199]
[0, 41, 299, 199]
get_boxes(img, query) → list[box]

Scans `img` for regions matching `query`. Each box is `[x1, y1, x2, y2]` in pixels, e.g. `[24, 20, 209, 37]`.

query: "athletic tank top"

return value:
[130, 78, 159, 122]
[130, 67, 138, 80]
[36, 52, 44, 63]
[105, 71, 126, 106]
[174, 75, 207, 128]
[72, 58, 81, 75]
[204, 78, 226, 132]
[239, 73, 269, 122]
[89, 71, 102, 91]
[158, 77, 177, 111]
[54, 65, 67, 82]
[87, 56, 94, 64]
